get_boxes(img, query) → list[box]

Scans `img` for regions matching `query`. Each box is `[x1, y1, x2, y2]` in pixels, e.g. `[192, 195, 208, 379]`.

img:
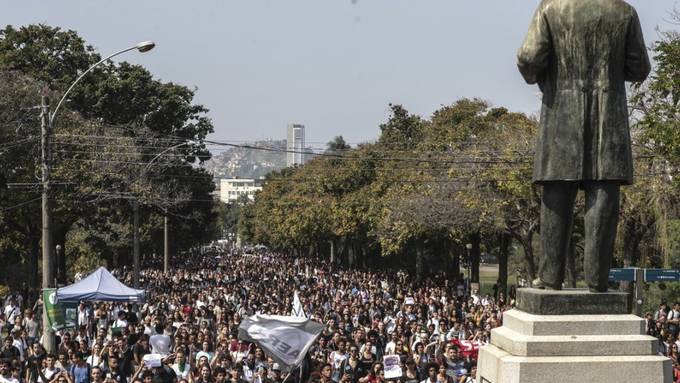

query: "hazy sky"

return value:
[2, 1, 675, 149]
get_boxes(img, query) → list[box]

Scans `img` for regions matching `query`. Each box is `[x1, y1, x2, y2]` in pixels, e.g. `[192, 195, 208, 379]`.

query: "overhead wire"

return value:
[0, 196, 42, 211]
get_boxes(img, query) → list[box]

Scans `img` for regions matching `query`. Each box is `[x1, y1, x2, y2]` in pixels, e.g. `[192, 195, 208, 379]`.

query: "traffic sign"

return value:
[608, 268, 637, 282]
[644, 269, 680, 282]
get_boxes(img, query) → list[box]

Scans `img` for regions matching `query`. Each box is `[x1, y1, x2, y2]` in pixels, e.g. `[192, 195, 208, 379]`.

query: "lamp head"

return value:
[136, 41, 155, 53]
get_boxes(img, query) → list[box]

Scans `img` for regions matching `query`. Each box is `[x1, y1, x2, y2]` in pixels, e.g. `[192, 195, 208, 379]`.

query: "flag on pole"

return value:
[292, 291, 306, 318]
[238, 315, 323, 370]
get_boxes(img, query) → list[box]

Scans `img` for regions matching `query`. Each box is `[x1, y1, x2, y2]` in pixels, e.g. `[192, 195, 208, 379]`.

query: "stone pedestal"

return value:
[478, 289, 672, 383]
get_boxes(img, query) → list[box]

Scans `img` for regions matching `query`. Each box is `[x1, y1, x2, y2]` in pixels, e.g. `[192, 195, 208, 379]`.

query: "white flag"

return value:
[238, 315, 323, 370]
[292, 291, 306, 318]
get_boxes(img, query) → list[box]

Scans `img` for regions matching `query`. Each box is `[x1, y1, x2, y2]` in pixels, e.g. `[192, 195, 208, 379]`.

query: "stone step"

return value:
[478, 344, 672, 383]
[502, 308, 645, 336]
[490, 326, 657, 357]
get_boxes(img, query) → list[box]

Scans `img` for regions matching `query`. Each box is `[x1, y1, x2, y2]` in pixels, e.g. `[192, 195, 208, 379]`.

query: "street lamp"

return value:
[49, 41, 156, 127]
[132, 140, 196, 285]
[142, 140, 196, 172]
[40, 41, 155, 353]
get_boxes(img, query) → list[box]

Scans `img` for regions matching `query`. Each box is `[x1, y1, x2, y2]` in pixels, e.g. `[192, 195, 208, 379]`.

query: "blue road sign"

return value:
[608, 268, 637, 282]
[644, 269, 680, 282]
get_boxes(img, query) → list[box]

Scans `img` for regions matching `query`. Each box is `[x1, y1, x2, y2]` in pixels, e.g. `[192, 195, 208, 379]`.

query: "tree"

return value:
[326, 136, 351, 154]
[0, 24, 216, 281]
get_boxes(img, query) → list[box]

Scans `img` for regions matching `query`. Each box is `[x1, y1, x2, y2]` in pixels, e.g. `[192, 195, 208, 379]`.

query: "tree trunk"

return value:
[522, 232, 537, 283]
[470, 232, 481, 283]
[415, 246, 425, 282]
[498, 234, 510, 299]
[338, 237, 347, 266]
[348, 242, 355, 267]
[620, 221, 641, 291]
[330, 240, 335, 264]
[433, 238, 447, 276]
[449, 244, 460, 283]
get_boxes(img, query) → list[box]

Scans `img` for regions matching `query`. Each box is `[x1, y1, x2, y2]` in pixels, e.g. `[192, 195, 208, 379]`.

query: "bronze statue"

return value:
[517, 0, 651, 292]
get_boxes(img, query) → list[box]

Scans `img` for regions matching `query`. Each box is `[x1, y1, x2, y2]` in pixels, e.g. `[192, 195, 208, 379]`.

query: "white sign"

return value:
[383, 355, 402, 379]
[142, 354, 162, 368]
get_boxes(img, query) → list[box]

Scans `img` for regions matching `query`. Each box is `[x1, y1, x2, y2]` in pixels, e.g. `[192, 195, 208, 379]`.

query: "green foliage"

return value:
[378, 104, 424, 150]
[634, 33, 680, 164]
[326, 136, 351, 154]
[0, 24, 98, 89]
[241, 100, 539, 279]
[665, 219, 680, 269]
[0, 24, 218, 284]
[642, 282, 680, 315]
[623, 15, 680, 271]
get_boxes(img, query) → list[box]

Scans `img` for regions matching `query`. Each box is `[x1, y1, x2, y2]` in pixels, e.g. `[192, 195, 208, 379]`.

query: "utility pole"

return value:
[164, 216, 169, 273]
[133, 201, 140, 288]
[40, 89, 55, 353]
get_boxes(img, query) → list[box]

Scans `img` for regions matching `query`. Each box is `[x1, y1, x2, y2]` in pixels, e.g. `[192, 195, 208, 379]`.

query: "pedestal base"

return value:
[478, 344, 672, 383]
[478, 289, 672, 383]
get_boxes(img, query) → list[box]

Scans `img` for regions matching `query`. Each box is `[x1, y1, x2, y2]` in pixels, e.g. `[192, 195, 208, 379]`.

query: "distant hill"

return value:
[205, 139, 287, 179]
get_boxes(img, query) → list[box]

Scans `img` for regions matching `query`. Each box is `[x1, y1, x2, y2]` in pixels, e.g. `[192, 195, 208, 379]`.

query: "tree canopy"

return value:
[0, 25, 217, 286]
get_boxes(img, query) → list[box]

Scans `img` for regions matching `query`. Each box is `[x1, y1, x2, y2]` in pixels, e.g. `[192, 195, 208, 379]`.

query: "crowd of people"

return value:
[0, 250, 678, 383]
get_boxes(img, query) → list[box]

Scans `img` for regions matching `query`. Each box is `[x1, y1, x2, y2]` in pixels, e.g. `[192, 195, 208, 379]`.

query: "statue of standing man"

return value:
[518, 0, 651, 292]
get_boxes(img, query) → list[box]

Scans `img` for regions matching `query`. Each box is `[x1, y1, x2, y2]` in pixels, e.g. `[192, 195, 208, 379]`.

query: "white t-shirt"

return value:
[171, 364, 190, 380]
[4, 305, 18, 324]
[39, 367, 63, 383]
[86, 355, 102, 367]
[12, 339, 25, 361]
[0, 375, 19, 383]
[78, 309, 89, 327]
[330, 351, 347, 369]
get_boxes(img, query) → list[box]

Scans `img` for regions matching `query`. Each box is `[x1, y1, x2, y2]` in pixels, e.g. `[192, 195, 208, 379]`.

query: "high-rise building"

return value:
[286, 123, 305, 167]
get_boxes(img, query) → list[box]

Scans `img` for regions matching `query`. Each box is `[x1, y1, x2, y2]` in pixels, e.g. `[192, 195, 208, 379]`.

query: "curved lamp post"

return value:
[50, 41, 156, 127]
[41, 41, 155, 353]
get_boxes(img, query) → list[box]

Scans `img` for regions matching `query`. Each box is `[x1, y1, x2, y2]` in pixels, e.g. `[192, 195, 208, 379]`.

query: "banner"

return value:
[452, 339, 482, 359]
[238, 315, 323, 370]
[43, 289, 78, 331]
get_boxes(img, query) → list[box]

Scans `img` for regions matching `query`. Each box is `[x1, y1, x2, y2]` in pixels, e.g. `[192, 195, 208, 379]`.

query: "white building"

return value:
[219, 179, 262, 203]
[286, 123, 305, 167]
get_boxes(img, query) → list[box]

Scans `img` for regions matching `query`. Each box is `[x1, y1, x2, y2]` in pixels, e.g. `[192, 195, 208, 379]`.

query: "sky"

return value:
[2, 0, 676, 150]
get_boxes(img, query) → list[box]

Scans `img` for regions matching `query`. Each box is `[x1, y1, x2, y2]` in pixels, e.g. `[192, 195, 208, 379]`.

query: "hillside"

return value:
[205, 139, 287, 179]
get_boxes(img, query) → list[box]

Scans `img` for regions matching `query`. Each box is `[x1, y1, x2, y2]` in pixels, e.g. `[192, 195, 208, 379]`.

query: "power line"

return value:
[1, 196, 41, 211]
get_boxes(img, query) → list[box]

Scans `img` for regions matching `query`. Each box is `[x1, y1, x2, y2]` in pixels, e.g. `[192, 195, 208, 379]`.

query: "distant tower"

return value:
[286, 123, 305, 167]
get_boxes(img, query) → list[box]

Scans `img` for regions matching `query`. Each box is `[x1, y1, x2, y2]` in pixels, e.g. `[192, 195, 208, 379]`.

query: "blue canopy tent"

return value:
[56, 267, 145, 302]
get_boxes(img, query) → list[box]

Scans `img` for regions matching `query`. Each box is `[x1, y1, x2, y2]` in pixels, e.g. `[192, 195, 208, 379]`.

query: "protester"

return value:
[2, 249, 678, 383]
